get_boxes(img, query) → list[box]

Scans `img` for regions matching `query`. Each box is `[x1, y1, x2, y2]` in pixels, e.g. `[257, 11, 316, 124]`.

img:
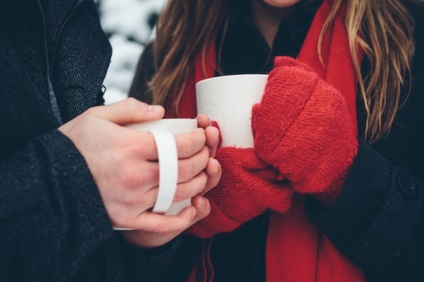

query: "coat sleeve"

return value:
[0, 129, 115, 279]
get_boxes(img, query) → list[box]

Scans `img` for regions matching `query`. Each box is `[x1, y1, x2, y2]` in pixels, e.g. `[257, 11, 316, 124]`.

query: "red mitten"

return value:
[188, 147, 293, 238]
[251, 57, 358, 204]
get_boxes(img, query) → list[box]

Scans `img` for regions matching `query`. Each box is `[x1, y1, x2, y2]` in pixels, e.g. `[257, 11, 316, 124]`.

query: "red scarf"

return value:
[165, 1, 365, 281]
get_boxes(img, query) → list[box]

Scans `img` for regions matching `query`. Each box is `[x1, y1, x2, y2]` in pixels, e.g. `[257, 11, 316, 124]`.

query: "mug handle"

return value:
[113, 127, 178, 231]
[149, 128, 178, 213]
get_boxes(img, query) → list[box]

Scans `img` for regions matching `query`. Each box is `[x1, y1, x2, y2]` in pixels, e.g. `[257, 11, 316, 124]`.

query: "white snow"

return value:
[97, 0, 166, 104]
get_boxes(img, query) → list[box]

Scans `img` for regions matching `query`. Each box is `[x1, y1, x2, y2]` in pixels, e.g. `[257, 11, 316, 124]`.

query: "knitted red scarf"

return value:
[165, 1, 365, 281]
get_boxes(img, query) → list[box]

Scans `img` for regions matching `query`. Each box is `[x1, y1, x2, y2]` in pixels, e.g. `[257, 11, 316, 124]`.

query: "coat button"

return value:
[397, 173, 418, 198]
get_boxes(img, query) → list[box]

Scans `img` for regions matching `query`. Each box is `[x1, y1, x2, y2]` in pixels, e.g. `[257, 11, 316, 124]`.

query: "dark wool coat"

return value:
[129, 0, 424, 281]
[0, 0, 180, 281]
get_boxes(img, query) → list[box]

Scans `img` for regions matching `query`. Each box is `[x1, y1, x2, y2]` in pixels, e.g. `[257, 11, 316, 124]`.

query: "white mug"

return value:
[196, 74, 268, 148]
[116, 118, 197, 231]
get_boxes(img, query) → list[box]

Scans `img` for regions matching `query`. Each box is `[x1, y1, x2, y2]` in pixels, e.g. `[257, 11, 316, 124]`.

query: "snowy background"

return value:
[96, 0, 167, 104]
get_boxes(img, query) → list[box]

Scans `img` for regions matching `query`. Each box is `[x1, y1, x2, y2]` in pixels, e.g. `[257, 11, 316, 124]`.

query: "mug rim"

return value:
[195, 74, 268, 88]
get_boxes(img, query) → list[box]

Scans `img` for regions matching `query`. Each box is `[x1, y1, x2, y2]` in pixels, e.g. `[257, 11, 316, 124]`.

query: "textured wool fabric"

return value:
[251, 56, 358, 204]
[188, 147, 293, 238]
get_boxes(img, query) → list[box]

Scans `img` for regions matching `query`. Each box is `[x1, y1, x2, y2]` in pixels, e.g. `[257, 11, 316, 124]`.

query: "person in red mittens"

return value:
[130, 0, 424, 281]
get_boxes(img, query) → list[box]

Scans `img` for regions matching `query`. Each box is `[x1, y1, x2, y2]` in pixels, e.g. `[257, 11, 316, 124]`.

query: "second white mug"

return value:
[196, 74, 268, 148]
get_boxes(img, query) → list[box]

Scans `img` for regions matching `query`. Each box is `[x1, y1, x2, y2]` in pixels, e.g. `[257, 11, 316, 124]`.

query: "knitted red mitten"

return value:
[188, 147, 293, 238]
[251, 57, 358, 204]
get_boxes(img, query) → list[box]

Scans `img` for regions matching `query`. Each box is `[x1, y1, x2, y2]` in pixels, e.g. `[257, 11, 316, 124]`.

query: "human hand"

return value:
[58, 98, 212, 233]
[251, 56, 358, 198]
[188, 147, 293, 238]
[120, 115, 222, 248]
[120, 195, 210, 248]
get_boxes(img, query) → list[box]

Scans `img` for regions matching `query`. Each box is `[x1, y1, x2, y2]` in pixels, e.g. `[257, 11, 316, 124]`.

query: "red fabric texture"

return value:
[163, 0, 365, 281]
[188, 147, 293, 238]
[251, 56, 358, 204]
[266, 198, 365, 282]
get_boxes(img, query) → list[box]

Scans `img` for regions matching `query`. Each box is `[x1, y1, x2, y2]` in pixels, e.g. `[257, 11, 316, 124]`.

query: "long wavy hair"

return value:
[150, 0, 417, 142]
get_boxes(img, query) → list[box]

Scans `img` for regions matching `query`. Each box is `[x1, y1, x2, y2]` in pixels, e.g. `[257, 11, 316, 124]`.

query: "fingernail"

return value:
[148, 105, 162, 112]
[200, 197, 207, 208]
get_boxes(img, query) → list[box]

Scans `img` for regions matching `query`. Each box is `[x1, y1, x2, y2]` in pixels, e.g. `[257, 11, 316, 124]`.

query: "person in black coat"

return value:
[0, 0, 221, 281]
[130, 0, 424, 281]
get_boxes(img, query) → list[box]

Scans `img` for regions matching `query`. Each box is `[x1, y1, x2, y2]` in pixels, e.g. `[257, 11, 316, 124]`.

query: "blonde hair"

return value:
[149, 1, 227, 114]
[150, 0, 415, 142]
[321, 0, 415, 142]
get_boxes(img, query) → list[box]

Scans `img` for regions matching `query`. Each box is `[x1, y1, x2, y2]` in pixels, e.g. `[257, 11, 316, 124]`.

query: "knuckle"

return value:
[177, 140, 192, 157]
[178, 162, 194, 181]
[126, 140, 144, 156]
[173, 185, 188, 202]
[121, 169, 147, 189]
[124, 136, 153, 158]
[124, 97, 138, 106]
[122, 97, 142, 112]
[178, 129, 206, 156]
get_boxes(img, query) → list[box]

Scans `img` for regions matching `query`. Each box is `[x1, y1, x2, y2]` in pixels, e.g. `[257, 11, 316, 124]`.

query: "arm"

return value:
[0, 129, 114, 280]
[0, 128, 186, 281]
[1, 100, 220, 281]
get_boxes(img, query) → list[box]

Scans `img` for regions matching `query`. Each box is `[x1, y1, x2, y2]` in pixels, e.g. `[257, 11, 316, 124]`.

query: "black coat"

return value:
[0, 0, 179, 281]
[129, 1, 424, 281]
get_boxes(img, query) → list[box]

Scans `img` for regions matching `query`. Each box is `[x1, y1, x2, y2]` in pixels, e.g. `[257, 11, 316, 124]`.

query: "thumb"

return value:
[93, 98, 165, 125]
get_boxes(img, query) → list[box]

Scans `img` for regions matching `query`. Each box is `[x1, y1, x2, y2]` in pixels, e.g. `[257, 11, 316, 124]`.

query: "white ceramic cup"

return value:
[125, 118, 197, 215]
[196, 74, 268, 148]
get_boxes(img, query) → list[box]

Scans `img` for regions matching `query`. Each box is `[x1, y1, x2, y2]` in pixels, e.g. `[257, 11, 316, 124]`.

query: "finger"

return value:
[173, 172, 208, 202]
[126, 158, 160, 188]
[132, 207, 197, 232]
[127, 130, 160, 161]
[196, 114, 211, 129]
[177, 147, 209, 182]
[190, 196, 211, 222]
[202, 158, 222, 195]
[173, 128, 206, 158]
[136, 138, 209, 182]
[205, 126, 219, 157]
[90, 98, 165, 125]
[135, 127, 207, 161]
